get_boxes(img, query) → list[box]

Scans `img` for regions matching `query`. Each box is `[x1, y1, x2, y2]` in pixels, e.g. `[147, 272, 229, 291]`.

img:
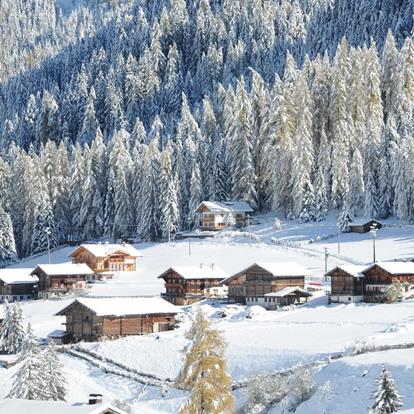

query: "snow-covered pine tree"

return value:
[8, 323, 47, 400]
[0, 301, 25, 354]
[41, 340, 67, 401]
[299, 182, 316, 223]
[369, 367, 402, 414]
[0, 205, 17, 266]
[176, 307, 234, 414]
[188, 162, 203, 229]
[337, 201, 353, 232]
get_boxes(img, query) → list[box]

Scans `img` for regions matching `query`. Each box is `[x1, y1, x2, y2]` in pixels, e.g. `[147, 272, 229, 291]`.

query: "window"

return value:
[348, 297, 351, 301]
[20, 296, 24, 300]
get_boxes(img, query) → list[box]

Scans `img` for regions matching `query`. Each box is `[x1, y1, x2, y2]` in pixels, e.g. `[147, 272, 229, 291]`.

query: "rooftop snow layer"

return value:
[329, 265, 367, 278]
[365, 261, 414, 275]
[265, 287, 312, 297]
[69, 243, 143, 258]
[158, 265, 228, 280]
[0, 268, 38, 284]
[57, 297, 182, 317]
[198, 200, 253, 213]
[33, 263, 94, 276]
[0, 399, 126, 414]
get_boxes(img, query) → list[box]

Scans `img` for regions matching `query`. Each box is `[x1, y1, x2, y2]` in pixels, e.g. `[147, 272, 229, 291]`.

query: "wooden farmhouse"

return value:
[158, 265, 228, 305]
[0, 399, 128, 414]
[362, 261, 414, 302]
[221, 262, 311, 305]
[31, 263, 94, 299]
[196, 201, 254, 231]
[69, 243, 143, 275]
[327, 265, 366, 303]
[349, 219, 382, 233]
[0, 269, 38, 302]
[55, 297, 182, 342]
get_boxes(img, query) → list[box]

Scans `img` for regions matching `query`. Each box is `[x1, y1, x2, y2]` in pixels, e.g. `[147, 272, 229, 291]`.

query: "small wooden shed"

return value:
[349, 219, 382, 233]
[55, 297, 182, 342]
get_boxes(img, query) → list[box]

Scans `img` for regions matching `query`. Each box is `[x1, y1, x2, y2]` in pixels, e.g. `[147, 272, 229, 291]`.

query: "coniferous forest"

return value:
[1, 0, 414, 264]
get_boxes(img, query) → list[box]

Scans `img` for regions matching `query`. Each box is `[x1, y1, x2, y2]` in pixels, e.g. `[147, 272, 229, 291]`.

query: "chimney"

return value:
[88, 394, 103, 405]
[211, 263, 215, 269]
[200, 263, 203, 268]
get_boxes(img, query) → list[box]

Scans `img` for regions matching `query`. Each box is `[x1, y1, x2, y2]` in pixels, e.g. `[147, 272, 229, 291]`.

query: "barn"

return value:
[0, 268, 38, 302]
[327, 265, 366, 303]
[55, 297, 182, 342]
[348, 219, 382, 233]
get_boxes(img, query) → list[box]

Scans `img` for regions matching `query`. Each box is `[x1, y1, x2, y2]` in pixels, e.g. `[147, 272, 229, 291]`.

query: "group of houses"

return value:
[0, 243, 142, 302]
[328, 261, 414, 303]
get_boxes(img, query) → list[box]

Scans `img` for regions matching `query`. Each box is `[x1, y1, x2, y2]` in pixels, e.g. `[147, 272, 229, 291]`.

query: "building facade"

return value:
[327, 265, 365, 303]
[196, 201, 254, 231]
[221, 262, 310, 305]
[69, 244, 142, 274]
[31, 263, 94, 299]
[0, 269, 38, 302]
[55, 297, 181, 342]
[158, 265, 228, 305]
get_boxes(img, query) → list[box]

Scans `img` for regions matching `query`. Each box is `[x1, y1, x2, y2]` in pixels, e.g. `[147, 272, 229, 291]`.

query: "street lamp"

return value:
[370, 223, 378, 263]
[45, 227, 51, 264]
[337, 223, 341, 254]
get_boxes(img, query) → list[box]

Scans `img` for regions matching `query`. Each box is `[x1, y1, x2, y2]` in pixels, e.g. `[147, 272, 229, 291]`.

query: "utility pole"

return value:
[324, 247, 329, 281]
[370, 223, 378, 263]
[45, 227, 51, 264]
[188, 241, 192, 256]
[337, 224, 341, 255]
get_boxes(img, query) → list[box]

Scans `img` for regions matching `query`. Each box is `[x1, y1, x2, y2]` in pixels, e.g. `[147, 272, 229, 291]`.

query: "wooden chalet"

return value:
[0, 269, 38, 302]
[0, 399, 128, 414]
[327, 265, 365, 303]
[69, 243, 143, 275]
[158, 265, 228, 305]
[349, 219, 382, 233]
[246, 287, 312, 309]
[221, 262, 311, 305]
[362, 261, 414, 302]
[31, 263, 94, 299]
[196, 201, 254, 231]
[55, 297, 182, 342]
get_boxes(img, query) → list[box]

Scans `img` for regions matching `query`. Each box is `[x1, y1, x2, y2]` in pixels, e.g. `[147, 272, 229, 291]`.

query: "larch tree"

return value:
[176, 307, 234, 414]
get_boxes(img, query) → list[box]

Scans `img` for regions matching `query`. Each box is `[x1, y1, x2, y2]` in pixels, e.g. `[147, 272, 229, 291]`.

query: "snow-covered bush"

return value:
[274, 217, 282, 230]
[246, 305, 267, 319]
[384, 283, 404, 303]
[112, 399, 134, 413]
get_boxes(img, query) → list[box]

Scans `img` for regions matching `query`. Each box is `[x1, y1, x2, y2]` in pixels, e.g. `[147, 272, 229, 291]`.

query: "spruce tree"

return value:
[337, 201, 353, 232]
[369, 367, 402, 414]
[0, 301, 24, 354]
[0, 205, 17, 266]
[177, 308, 233, 414]
[8, 323, 46, 400]
[41, 340, 67, 401]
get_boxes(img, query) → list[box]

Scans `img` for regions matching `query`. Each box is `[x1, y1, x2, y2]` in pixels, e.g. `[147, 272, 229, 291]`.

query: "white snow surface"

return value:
[0, 268, 38, 284]
[3, 214, 414, 412]
[57, 297, 182, 317]
[0, 399, 125, 413]
[158, 265, 228, 280]
[33, 263, 94, 276]
[69, 243, 143, 258]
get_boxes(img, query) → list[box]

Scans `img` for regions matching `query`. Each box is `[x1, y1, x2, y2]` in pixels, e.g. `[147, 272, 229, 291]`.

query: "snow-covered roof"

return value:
[56, 297, 182, 317]
[265, 287, 312, 298]
[158, 265, 228, 280]
[0, 268, 38, 284]
[364, 261, 414, 275]
[32, 263, 94, 276]
[197, 200, 254, 213]
[221, 262, 311, 285]
[327, 265, 367, 278]
[48, 329, 70, 338]
[349, 218, 382, 226]
[0, 399, 127, 414]
[69, 243, 143, 258]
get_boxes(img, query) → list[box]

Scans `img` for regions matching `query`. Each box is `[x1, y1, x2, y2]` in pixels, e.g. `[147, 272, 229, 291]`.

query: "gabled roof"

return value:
[326, 265, 367, 278]
[0, 268, 38, 284]
[196, 200, 254, 213]
[55, 297, 182, 317]
[363, 261, 414, 275]
[0, 399, 127, 414]
[31, 263, 94, 276]
[157, 265, 228, 280]
[265, 287, 312, 298]
[349, 218, 382, 227]
[69, 243, 143, 258]
[221, 262, 311, 285]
